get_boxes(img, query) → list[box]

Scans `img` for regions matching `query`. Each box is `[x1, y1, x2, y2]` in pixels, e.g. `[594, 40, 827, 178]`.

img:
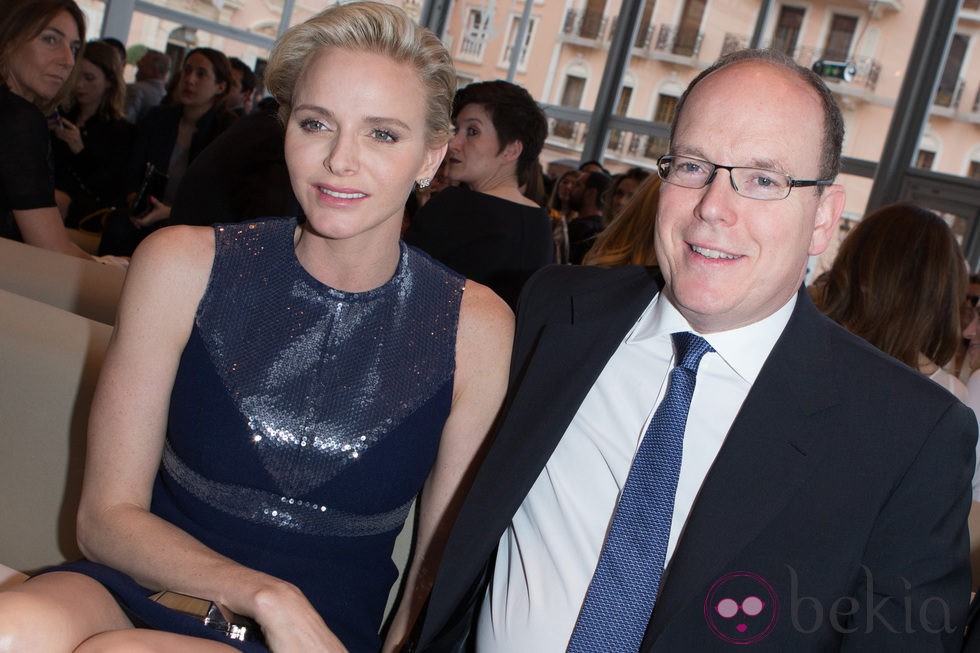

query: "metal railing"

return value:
[934, 78, 965, 110]
[560, 9, 609, 42]
[653, 24, 704, 58]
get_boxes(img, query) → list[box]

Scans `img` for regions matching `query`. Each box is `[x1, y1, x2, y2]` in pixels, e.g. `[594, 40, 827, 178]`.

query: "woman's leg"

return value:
[0, 571, 132, 653]
[75, 630, 239, 653]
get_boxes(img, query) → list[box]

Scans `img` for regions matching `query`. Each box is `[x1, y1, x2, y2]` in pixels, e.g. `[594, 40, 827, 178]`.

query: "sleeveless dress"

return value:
[43, 218, 466, 652]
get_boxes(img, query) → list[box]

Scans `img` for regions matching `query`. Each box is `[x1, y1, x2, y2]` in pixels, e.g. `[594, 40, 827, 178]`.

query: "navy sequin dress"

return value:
[45, 218, 465, 652]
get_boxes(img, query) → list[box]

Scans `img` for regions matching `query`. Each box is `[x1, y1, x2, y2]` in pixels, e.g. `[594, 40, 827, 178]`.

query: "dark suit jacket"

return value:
[410, 264, 977, 652]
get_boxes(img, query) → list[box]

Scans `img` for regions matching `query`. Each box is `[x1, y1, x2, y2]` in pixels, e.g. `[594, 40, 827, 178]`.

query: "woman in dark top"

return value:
[51, 40, 134, 229]
[99, 47, 237, 255]
[0, 0, 97, 259]
[404, 80, 554, 309]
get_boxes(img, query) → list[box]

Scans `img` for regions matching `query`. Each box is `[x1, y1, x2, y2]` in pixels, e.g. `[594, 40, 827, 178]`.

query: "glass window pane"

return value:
[77, 0, 106, 39]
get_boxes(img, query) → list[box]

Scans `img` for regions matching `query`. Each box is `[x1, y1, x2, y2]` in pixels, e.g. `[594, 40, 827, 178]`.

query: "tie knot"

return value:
[671, 331, 714, 373]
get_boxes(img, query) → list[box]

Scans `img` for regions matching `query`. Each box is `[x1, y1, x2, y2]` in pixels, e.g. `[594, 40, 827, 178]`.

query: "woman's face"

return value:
[446, 103, 513, 189]
[178, 52, 226, 109]
[5, 10, 80, 105]
[284, 47, 445, 246]
[73, 58, 109, 108]
[557, 172, 577, 202]
[610, 177, 641, 216]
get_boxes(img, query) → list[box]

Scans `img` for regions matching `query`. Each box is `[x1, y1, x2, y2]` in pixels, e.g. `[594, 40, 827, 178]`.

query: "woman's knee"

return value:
[0, 588, 75, 652]
[0, 572, 130, 653]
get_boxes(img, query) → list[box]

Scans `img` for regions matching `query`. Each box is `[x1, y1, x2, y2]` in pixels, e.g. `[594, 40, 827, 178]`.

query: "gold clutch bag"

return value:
[149, 590, 263, 643]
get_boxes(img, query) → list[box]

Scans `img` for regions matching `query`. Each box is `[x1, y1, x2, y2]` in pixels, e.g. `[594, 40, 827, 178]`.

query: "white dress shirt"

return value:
[476, 292, 796, 652]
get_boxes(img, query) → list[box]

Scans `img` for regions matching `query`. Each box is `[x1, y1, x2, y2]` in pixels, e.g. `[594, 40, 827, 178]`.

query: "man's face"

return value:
[655, 61, 844, 333]
[136, 54, 154, 81]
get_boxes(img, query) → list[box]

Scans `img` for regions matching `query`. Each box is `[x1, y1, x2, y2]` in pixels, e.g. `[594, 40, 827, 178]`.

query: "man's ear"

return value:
[808, 184, 846, 256]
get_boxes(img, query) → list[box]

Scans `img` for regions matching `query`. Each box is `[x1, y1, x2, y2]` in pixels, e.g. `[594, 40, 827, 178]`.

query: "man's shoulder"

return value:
[528, 263, 658, 292]
[793, 301, 963, 411]
[516, 264, 660, 319]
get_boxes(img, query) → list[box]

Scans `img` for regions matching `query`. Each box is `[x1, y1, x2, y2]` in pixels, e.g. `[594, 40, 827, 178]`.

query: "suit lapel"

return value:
[645, 291, 842, 647]
[424, 267, 662, 641]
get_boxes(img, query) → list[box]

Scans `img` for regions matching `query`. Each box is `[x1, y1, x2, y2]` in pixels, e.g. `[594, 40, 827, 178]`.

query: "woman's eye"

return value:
[466, 127, 479, 137]
[299, 118, 327, 132]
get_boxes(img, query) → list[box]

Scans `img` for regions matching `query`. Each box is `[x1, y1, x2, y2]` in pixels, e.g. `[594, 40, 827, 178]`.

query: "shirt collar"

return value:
[627, 292, 797, 385]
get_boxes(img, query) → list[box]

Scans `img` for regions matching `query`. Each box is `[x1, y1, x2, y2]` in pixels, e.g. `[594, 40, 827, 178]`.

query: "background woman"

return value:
[546, 169, 579, 264]
[99, 47, 237, 256]
[0, 3, 512, 652]
[582, 176, 661, 267]
[51, 39, 134, 229]
[811, 200, 980, 587]
[403, 80, 554, 308]
[0, 0, 97, 259]
[602, 166, 650, 226]
[811, 202, 967, 388]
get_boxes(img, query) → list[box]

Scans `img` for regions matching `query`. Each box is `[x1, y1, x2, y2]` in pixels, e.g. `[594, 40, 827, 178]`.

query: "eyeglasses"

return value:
[657, 154, 833, 201]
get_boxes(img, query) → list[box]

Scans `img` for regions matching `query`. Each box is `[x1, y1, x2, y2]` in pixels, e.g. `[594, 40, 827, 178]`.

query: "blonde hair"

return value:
[583, 176, 661, 267]
[265, 1, 455, 149]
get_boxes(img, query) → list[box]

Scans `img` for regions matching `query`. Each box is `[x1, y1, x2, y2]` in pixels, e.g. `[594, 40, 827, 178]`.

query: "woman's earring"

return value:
[416, 178, 431, 190]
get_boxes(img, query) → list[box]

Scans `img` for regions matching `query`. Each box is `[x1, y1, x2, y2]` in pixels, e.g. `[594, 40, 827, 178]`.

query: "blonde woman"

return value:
[0, 4, 512, 652]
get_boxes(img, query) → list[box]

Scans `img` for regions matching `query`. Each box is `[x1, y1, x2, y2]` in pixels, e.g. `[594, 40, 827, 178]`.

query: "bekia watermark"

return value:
[703, 566, 955, 644]
[703, 571, 779, 644]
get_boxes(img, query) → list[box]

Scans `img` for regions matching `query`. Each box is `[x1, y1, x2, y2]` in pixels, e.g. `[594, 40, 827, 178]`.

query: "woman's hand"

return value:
[131, 196, 171, 229]
[248, 581, 349, 653]
[52, 117, 85, 154]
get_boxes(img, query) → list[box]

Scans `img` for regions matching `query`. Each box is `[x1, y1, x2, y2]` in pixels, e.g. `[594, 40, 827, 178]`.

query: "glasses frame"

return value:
[656, 154, 833, 201]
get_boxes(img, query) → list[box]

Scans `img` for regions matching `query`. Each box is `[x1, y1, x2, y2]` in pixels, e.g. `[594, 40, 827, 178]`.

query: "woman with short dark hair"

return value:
[404, 80, 554, 308]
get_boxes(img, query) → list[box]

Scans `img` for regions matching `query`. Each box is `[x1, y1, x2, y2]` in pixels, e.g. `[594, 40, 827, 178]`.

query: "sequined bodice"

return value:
[151, 218, 465, 651]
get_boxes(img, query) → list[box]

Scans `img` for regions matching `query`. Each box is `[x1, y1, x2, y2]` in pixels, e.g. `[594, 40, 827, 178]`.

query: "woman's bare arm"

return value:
[75, 225, 346, 652]
[383, 281, 514, 651]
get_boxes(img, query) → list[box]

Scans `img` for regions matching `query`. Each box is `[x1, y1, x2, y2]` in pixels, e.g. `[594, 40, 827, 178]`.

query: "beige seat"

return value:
[0, 237, 125, 326]
[0, 289, 112, 572]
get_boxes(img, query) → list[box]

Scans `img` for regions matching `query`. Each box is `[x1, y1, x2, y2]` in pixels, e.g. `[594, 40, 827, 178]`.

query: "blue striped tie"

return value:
[567, 331, 714, 652]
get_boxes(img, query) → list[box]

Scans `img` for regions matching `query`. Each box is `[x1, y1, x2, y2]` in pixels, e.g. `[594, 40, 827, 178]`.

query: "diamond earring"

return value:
[416, 178, 431, 189]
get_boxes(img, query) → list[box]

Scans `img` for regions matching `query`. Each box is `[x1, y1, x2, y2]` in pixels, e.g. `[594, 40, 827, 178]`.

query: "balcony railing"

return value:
[634, 22, 656, 50]
[720, 33, 749, 58]
[654, 24, 704, 58]
[561, 9, 609, 42]
[935, 78, 965, 110]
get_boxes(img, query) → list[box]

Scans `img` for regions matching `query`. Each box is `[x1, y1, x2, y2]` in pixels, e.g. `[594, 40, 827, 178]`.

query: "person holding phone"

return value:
[98, 47, 237, 256]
